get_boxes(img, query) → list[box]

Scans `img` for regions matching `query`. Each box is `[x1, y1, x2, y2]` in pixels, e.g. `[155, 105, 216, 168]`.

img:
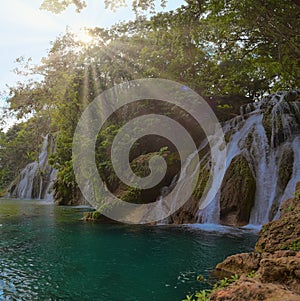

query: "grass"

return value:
[182, 274, 239, 301]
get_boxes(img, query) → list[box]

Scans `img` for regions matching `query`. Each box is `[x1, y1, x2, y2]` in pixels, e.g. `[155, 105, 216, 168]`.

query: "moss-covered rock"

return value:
[285, 90, 300, 102]
[113, 150, 180, 204]
[255, 183, 300, 253]
[192, 161, 210, 201]
[82, 210, 120, 223]
[262, 109, 273, 145]
[170, 148, 210, 225]
[278, 147, 294, 191]
[219, 155, 256, 226]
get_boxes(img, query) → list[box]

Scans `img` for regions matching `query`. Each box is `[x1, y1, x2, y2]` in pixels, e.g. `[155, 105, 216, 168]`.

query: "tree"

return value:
[40, 0, 169, 14]
[41, 0, 299, 96]
[3, 0, 299, 202]
[0, 116, 50, 194]
[202, 0, 300, 97]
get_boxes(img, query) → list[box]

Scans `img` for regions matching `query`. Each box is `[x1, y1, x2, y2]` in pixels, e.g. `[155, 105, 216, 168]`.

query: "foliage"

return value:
[212, 274, 239, 290]
[40, 0, 168, 14]
[183, 290, 211, 301]
[0, 117, 49, 192]
[183, 274, 239, 301]
[204, 0, 300, 97]
[247, 270, 256, 278]
[1, 0, 299, 203]
[40, 0, 300, 97]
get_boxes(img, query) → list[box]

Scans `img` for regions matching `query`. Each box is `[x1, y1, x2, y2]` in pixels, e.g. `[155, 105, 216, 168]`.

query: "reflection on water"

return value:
[0, 199, 258, 301]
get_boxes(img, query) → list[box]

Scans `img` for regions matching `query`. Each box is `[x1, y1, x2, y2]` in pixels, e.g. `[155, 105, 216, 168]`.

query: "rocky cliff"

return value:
[210, 182, 300, 301]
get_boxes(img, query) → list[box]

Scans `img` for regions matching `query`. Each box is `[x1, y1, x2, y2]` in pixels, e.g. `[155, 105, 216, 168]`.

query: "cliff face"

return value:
[210, 183, 300, 301]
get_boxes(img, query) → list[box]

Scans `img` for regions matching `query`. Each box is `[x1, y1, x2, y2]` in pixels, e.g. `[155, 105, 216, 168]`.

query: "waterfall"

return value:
[164, 90, 300, 225]
[7, 134, 57, 202]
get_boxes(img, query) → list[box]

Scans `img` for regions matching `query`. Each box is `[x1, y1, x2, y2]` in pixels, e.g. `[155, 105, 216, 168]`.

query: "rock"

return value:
[170, 157, 210, 224]
[114, 150, 180, 204]
[278, 147, 294, 191]
[168, 196, 199, 224]
[210, 276, 300, 301]
[215, 252, 261, 277]
[255, 185, 300, 253]
[219, 155, 256, 226]
[210, 182, 300, 301]
[285, 90, 300, 102]
[258, 251, 300, 293]
[82, 211, 120, 223]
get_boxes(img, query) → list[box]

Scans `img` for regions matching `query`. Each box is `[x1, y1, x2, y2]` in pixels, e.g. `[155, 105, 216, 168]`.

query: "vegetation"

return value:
[182, 274, 239, 301]
[281, 239, 300, 251]
[0, 117, 49, 194]
[0, 0, 299, 203]
[247, 270, 256, 278]
[278, 148, 294, 190]
[0, 2, 299, 300]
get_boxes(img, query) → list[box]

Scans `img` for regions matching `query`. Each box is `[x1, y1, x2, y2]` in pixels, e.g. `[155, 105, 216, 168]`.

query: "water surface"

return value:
[0, 199, 258, 301]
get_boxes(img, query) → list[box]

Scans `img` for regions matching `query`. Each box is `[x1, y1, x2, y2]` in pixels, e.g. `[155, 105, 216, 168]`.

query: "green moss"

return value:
[294, 190, 300, 199]
[130, 150, 179, 178]
[281, 239, 300, 251]
[224, 128, 236, 143]
[262, 112, 272, 144]
[220, 155, 256, 225]
[123, 150, 179, 204]
[0, 188, 7, 197]
[31, 174, 41, 199]
[82, 211, 102, 221]
[238, 131, 254, 150]
[120, 187, 142, 203]
[244, 132, 253, 150]
[217, 104, 233, 110]
[278, 148, 294, 190]
[282, 205, 294, 213]
[247, 270, 256, 278]
[193, 162, 210, 200]
[92, 210, 101, 220]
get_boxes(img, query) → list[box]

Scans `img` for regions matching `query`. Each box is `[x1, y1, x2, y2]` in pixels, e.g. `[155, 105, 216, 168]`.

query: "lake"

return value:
[0, 199, 258, 301]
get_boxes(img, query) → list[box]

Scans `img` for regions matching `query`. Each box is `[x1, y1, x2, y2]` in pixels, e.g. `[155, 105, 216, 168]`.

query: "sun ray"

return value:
[81, 64, 90, 107]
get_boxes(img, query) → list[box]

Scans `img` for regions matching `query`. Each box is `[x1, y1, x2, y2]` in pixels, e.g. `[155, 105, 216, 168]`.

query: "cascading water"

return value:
[7, 134, 57, 202]
[165, 91, 300, 226]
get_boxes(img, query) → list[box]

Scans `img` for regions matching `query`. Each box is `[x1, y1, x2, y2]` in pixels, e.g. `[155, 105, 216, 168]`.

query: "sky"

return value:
[0, 0, 184, 113]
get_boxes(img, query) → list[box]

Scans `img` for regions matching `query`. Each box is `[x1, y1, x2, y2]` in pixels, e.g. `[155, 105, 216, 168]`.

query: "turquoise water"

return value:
[0, 199, 258, 301]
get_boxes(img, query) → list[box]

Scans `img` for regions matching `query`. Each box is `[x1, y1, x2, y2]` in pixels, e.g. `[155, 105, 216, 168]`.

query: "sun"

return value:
[75, 29, 94, 44]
